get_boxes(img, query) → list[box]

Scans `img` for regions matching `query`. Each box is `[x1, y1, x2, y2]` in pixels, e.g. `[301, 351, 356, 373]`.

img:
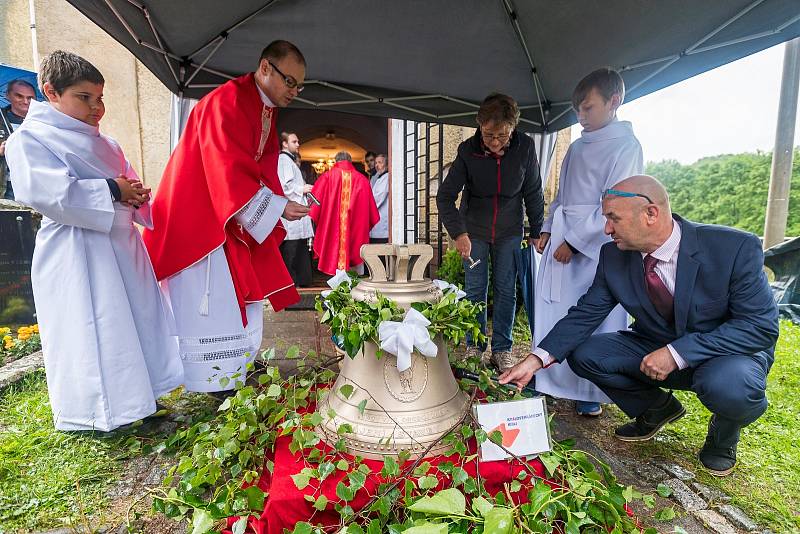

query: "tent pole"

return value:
[28, 0, 39, 68]
[763, 37, 800, 249]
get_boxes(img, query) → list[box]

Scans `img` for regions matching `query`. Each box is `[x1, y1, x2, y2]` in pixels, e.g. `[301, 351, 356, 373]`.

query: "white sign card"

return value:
[473, 397, 552, 462]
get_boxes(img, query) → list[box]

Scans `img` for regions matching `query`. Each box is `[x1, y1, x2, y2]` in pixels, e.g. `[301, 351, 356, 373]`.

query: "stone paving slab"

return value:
[663, 478, 708, 512]
[0, 350, 43, 392]
[693, 508, 739, 534]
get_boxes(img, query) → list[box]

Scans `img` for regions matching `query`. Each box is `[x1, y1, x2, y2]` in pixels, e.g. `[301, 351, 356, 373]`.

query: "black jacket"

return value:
[437, 129, 544, 243]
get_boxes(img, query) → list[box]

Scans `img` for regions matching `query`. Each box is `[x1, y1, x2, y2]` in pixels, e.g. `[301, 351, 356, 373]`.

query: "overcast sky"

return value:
[571, 42, 800, 165]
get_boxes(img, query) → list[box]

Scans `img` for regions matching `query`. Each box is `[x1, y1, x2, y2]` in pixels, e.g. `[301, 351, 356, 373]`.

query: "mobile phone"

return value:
[305, 192, 321, 206]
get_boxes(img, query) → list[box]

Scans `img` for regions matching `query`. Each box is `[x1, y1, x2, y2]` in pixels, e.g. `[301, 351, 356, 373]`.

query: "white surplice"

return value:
[534, 119, 643, 402]
[162, 89, 287, 393]
[5, 100, 184, 431]
[278, 152, 313, 240]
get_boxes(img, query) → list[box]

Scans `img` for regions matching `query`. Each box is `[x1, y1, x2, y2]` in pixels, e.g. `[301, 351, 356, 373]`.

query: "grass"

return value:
[608, 320, 800, 532]
[0, 371, 216, 532]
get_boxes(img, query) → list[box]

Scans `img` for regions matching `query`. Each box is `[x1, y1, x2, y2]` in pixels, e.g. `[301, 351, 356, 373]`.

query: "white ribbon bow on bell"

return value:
[321, 269, 352, 298]
[378, 308, 438, 372]
[432, 279, 467, 300]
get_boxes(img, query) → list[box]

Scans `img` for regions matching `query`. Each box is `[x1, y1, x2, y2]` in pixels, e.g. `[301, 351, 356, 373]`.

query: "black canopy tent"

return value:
[64, 0, 800, 133]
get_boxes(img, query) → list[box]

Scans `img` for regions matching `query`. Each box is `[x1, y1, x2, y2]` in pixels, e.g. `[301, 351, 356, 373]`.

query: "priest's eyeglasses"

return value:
[269, 61, 305, 92]
[601, 189, 654, 204]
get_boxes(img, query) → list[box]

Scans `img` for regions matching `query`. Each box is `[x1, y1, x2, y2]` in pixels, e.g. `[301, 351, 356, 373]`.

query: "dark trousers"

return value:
[279, 239, 312, 287]
[568, 331, 769, 429]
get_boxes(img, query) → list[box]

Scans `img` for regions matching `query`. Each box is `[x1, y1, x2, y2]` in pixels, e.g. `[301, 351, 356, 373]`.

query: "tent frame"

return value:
[107, 0, 800, 131]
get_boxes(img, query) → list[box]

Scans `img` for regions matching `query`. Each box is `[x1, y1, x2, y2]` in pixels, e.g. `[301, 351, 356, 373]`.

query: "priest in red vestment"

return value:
[309, 152, 380, 275]
[143, 40, 310, 392]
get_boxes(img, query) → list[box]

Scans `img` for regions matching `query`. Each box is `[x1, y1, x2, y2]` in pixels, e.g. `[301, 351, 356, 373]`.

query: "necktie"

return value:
[643, 254, 674, 323]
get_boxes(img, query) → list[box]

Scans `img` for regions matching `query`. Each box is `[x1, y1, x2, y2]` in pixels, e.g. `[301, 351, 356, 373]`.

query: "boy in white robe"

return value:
[533, 68, 643, 416]
[5, 51, 183, 431]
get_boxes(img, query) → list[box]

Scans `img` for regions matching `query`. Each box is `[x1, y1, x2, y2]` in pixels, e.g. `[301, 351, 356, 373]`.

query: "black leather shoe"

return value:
[698, 415, 739, 476]
[615, 392, 685, 442]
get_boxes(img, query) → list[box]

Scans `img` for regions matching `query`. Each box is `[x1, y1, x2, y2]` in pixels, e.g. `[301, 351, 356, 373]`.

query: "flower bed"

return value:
[1, 324, 41, 366]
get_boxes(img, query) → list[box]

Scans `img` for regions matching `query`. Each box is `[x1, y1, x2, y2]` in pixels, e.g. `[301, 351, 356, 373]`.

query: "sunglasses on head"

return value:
[601, 188, 653, 204]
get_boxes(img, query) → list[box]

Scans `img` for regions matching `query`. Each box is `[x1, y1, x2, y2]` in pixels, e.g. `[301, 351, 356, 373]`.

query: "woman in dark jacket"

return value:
[436, 93, 544, 372]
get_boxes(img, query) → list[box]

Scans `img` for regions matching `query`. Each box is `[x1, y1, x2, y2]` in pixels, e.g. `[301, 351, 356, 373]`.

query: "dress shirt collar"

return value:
[255, 82, 276, 108]
[642, 218, 682, 262]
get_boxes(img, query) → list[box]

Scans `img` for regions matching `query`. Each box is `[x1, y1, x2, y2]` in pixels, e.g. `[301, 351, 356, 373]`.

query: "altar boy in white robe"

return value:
[5, 51, 184, 431]
[533, 68, 643, 416]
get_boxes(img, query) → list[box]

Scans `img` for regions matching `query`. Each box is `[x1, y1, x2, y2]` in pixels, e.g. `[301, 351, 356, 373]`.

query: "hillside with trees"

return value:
[646, 148, 800, 236]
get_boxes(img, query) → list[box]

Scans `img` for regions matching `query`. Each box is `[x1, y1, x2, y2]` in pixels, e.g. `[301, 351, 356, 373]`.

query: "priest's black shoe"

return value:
[698, 415, 739, 477]
[614, 392, 685, 442]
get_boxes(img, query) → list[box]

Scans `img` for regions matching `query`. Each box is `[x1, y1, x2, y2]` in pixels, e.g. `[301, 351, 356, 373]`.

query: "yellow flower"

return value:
[0, 327, 10, 335]
[4, 340, 14, 350]
[18, 333, 31, 341]
[3, 335, 11, 342]
[17, 327, 30, 335]
[31, 324, 39, 333]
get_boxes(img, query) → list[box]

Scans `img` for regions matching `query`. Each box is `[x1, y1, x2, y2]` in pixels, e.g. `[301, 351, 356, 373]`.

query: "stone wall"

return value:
[0, 0, 172, 189]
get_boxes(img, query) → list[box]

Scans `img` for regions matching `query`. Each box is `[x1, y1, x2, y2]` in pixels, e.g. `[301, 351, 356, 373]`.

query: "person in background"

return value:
[533, 67, 643, 417]
[278, 131, 314, 286]
[436, 93, 544, 373]
[369, 153, 390, 244]
[309, 151, 378, 275]
[364, 151, 377, 177]
[1, 79, 37, 199]
[5, 50, 183, 431]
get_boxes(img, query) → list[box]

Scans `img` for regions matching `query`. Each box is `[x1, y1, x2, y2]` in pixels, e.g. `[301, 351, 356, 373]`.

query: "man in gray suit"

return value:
[501, 175, 779, 476]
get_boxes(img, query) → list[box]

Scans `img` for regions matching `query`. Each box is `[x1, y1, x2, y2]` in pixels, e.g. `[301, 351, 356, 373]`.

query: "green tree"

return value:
[646, 148, 800, 236]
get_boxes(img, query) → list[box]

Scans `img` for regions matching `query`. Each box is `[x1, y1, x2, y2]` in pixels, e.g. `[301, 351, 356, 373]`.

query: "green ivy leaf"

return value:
[655, 507, 677, 521]
[348, 469, 367, 491]
[408, 488, 466, 516]
[336, 481, 356, 501]
[381, 455, 399, 477]
[357, 399, 368, 415]
[291, 472, 311, 490]
[243, 486, 265, 511]
[190, 510, 214, 534]
[337, 459, 349, 471]
[319, 461, 336, 482]
[489, 430, 504, 445]
[538, 452, 561, 476]
[451, 467, 468, 487]
[313, 494, 328, 511]
[417, 475, 439, 490]
[339, 384, 355, 399]
[286, 345, 300, 359]
[472, 495, 494, 517]
[400, 523, 447, 534]
[291, 522, 313, 534]
[266, 384, 281, 398]
[231, 517, 247, 534]
[656, 483, 673, 498]
[484, 507, 514, 534]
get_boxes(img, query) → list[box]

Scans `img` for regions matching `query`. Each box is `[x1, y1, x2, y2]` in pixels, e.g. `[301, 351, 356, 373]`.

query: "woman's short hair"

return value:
[476, 93, 520, 127]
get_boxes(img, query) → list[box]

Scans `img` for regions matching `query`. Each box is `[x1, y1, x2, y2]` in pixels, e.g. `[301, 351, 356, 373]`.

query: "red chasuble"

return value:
[309, 160, 379, 275]
[143, 73, 299, 323]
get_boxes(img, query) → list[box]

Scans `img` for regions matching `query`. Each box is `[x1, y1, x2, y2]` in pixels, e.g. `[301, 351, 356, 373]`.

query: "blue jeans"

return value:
[464, 236, 519, 352]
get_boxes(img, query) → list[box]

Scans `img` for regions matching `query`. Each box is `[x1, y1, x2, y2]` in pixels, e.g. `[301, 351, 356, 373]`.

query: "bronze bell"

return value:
[317, 244, 471, 459]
